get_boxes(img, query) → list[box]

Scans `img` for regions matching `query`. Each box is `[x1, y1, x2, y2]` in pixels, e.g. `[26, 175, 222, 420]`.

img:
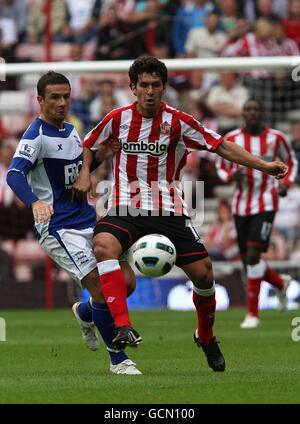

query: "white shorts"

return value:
[40, 228, 97, 285]
[40, 227, 128, 286]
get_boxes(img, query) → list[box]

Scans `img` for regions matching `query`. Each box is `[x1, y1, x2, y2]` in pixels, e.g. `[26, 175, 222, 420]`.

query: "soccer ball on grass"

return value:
[132, 234, 176, 277]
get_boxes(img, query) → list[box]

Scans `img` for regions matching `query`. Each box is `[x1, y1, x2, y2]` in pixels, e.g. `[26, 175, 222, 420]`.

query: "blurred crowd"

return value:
[1, 0, 300, 271]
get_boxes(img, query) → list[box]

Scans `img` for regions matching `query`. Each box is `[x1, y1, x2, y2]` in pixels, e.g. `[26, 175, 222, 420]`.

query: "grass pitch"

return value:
[0, 308, 299, 404]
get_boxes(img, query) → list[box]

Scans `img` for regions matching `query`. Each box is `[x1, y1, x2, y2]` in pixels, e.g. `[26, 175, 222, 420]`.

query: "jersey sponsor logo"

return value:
[120, 139, 167, 157]
[120, 124, 130, 130]
[57, 144, 63, 151]
[19, 143, 35, 159]
[64, 161, 82, 189]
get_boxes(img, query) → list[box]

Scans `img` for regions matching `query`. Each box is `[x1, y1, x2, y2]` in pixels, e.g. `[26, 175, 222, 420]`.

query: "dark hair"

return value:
[243, 98, 264, 111]
[128, 56, 168, 86]
[37, 71, 70, 97]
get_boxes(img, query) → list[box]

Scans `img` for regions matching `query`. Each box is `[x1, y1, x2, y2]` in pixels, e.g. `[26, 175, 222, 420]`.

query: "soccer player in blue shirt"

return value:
[6, 71, 141, 375]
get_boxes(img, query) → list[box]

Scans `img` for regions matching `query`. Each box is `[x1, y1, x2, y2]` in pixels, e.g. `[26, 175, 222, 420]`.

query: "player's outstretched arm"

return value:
[216, 139, 288, 179]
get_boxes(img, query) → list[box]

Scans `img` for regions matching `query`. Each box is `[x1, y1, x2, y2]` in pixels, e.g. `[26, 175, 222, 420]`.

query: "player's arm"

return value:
[7, 159, 54, 224]
[216, 139, 288, 179]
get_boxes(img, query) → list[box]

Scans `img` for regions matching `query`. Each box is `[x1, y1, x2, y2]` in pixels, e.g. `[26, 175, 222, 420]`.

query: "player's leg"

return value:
[160, 216, 225, 371]
[93, 216, 142, 349]
[241, 244, 264, 328]
[233, 215, 261, 328]
[82, 265, 141, 375]
[182, 257, 225, 372]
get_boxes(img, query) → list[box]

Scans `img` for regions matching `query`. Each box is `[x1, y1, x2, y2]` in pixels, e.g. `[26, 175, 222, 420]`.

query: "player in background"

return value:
[73, 56, 288, 372]
[216, 99, 298, 328]
[6, 71, 141, 375]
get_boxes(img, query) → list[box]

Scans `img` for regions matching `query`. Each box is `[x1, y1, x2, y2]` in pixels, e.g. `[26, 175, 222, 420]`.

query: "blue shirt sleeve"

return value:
[6, 157, 39, 207]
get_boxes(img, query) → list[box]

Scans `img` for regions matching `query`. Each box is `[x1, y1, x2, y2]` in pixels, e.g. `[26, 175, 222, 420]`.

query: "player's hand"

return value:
[32, 200, 54, 224]
[71, 172, 91, 202]
[95, 139, 121, 162]
[278, 183, 289, 197]
[265, 161, 288, 179]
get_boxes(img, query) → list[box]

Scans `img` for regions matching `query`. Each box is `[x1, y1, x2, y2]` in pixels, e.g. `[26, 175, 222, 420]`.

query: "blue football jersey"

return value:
[8, 118, 96, 239]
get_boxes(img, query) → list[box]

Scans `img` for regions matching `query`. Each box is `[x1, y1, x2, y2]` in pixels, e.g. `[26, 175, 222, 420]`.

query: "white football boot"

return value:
[277, 274, 292, 311]
[72, 302, 99, 351]
[110, 359, 142, 375]
[240, 314, 260, 329]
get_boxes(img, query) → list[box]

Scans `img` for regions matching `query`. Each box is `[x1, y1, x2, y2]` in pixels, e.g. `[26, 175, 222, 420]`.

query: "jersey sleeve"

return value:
[277, 132, 298, 187]
[180, 112, 224, 153]
[83, 112, 113, 151]
[6, 129, 42, 206]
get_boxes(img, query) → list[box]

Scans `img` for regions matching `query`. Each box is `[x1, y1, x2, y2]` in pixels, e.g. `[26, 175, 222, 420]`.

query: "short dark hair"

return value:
[128, 56, 168, 86]
[37, 71, 70, 97]
[243, 98, 264, 111]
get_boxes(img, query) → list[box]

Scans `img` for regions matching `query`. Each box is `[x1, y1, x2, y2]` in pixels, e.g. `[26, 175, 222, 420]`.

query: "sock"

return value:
[263, 265, 284, 290]
[247, 278, 261, 317]
[192, 283, 216, 344]
[77, 298, 92, 322]
[97, 259, 132, 327]
[92, 301, 128, 365]
[246, 261, 265, 317]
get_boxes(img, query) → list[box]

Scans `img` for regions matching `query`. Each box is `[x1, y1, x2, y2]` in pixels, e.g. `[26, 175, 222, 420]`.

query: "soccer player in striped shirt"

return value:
[216, 99, 298, 329]
[73, 57, 287, 372]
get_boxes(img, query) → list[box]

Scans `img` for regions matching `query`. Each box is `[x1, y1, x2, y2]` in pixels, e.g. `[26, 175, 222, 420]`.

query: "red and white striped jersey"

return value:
[216, 127, 298, 216]
[84, 101, 223, 215]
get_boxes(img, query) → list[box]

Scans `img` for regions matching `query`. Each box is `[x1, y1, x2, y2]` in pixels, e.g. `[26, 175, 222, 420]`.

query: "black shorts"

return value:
[94, 211, 208, 267]
[234, 211, 275, 255]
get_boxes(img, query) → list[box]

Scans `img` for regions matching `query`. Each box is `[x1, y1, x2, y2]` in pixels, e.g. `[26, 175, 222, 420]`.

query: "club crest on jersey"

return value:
[19, 143, 35, 159]
[160, 121, 173, 135]
[120, 139, 167, 156]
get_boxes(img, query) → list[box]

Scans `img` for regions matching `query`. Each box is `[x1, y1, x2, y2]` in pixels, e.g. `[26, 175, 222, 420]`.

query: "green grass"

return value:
[0, 308, 299, 404]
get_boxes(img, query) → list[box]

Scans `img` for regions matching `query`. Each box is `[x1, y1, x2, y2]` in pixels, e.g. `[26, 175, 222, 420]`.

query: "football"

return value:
[132, 234, 177, 277]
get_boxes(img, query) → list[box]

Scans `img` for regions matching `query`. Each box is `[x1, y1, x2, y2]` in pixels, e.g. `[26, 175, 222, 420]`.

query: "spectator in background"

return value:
[135, 0, 173, 57]
[271, 19, 299, 55]
[89, 79, 133, 127]
[221, 14, 250, 57]
[1, 0, 27, 42]
[255, 0, 280, 21]
[218, 0, 238, 34]
[282, 0, 300, 50]
[0, 5, 17, 62]
[185, 11, 227, 58]
[64, 0, 101, 45]
[172, 0, 215, 56]
[204, 199, 239, 261]
[70, 76, 97, 135]
[26, 0, 68, 44]
[206, 72, 249, 134]
[96, 4, 136, 60]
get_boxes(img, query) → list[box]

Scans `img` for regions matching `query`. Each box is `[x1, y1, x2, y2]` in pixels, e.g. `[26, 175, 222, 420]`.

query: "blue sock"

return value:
[78, 299, 93, 322]
[92, 301, 128, 365]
